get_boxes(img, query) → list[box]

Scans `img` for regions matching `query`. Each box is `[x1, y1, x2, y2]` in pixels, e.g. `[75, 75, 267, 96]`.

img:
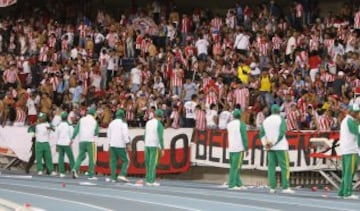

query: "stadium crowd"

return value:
[0, 0, 360, 132]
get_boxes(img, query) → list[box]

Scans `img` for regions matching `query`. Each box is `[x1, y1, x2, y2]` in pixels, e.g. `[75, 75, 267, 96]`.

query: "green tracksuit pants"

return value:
[57, 145, 75, 174]
[228, 151, 244, 188]
[35, 142, 54, 172]
[145, 147, 160, 183]
[268, 150, 290, 189]
[338, 154, 358, 197]
[73, 142, 96, 177]
[110, 147, 129, 180]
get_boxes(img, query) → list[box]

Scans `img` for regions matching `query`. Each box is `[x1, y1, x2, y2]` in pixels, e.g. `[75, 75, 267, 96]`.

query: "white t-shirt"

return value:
[218, 111, 232, 129]
[153, 82, 165, 95]
[184, 101, 197, 119]
[195, 39, 209, 56]
[286, 36, 296, 55]
[234, 33, 250, 50]
[22, 61, 31, 74]
[26, 98, 37, 115]
[130, 67, 142, 85]
[70, 48, 78, 59]
[206, 109, 218, 128]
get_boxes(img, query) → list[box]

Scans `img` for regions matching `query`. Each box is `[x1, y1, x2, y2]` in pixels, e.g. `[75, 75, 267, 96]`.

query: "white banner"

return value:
[0, 126, 192, 166]
[0, 0, 16, 7]
[190, 145, 331, 171]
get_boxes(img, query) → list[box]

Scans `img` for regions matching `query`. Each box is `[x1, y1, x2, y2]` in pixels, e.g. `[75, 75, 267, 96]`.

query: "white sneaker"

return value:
[238, 186, 248, 190]
[228, 186, 242, 191]
[71, 170, 78, 179]
[282, 188, 295, 194]
[37, 171, 43, 176]
[344, 195, 359, 200]
[59, 174, 66, 178]
[146, 182, 160, 186]
[117, 176, 130, 183]
[269, 189, 276, 194]
[152, 182, 160, 186]
[111, 180, 117, 183]
[105, 178, 111, 182]
[50, 172, 57, 176]
[88, 177, 98, 181]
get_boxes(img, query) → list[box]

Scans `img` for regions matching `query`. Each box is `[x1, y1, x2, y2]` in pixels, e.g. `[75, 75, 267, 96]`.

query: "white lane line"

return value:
[0, 188, 112, 211]
[0, 182, 199, 211]
[0, 198, 45, 210]
[1, 181, 278, 211]
[145, 185, 357, 211]
[0, 175, 32, 179]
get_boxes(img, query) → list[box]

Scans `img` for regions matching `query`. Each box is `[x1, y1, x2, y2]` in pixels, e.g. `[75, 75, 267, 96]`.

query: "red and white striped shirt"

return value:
[126, 103, 135, 121]
[38, 46, 49, 62]
[171, 68, 184, 87]
[272, 36, 282, 50]
[211, 17, 222, 30]
[257, 41, 270, 56]
[317, 115, 331, 131]
[295, 3, 304, 18]
[170, 110, 180, 129]
[286, 110, 299, 131]
[323, 38, 334, 54]
[48, 37, 57, 48]
[205, 91, 218, 106]
[181, 17, 191, 33]
[278, 22, 288, 31]
[309, 35, 319, 51]
[233, 88, 249, 110]
[15, 107, 26, 126]
[354, 11, 360, 29]
[78, 24, 87, 38]
[3, 69, 18, 83]
[195, 109, 206, 131]
[50, 77, 59, 92]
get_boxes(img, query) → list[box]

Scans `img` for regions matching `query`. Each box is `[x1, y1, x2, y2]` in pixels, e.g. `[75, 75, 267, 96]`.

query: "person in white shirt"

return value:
[144, 109, 165, 186]
[153, 76, 165, 96]
[28, 113, 56, 176]
[195, 35, 209, 61]
[56, 112, 75, 178]
[234, 31, 250, 55]
[26, 94, 37, 125]
[71, 107, 99, 180]
[285, 32, 297, 63]
[99, 48, 110, 90]
[107, 109, 131, 183]
[338, 104, 360, 199]
[130, 64, 142, 93]
[70, 47, 78, 60]
[227, 109, 248, 190]
[106, 50, 118, 89]
[183, 94, 197, 127]
[260, 104, 294, 194]
[218, 104, 232, 129]
[206, 103, 218, 129]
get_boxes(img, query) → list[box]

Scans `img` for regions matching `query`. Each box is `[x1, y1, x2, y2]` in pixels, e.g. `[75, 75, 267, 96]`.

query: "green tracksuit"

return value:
[338, 154, 358, 197]
[144, 119, 164, 183]
[110, 147, 129, 180]
[260, 115, 290, 189]
[227, 120, 248, 188]
[338, 116, 359, 197]
[71, 115, 99, 177]
[73, 142, 97, 177]
[35, 142, 54, 172]
[57, 145, 75, 174]
[28, 123, 55, 173]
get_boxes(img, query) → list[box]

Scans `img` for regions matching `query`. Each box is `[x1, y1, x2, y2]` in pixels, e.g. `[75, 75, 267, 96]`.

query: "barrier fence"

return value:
[0, 127, 341, 175]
